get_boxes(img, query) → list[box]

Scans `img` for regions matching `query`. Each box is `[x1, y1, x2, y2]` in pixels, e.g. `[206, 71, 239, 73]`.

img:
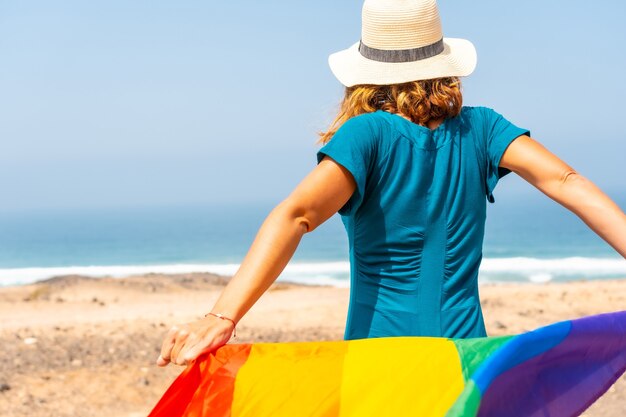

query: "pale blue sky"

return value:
[1, 1, 625, 212]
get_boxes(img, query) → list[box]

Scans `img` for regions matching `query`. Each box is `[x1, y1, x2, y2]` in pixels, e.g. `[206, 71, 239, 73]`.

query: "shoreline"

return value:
[1, 273, 624, 416]
[1, 254, 626, 288]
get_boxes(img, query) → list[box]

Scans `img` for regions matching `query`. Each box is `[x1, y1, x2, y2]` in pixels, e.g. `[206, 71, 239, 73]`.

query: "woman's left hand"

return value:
[156, 315, 235, 367]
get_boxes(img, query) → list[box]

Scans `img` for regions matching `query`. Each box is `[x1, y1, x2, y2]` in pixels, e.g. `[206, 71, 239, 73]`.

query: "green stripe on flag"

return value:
[452, 335, 514, 380]
[445, 379, 481, 417]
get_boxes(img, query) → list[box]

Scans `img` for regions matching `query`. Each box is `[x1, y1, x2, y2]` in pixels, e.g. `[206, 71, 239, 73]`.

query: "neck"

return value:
[396, 112, 444, 130]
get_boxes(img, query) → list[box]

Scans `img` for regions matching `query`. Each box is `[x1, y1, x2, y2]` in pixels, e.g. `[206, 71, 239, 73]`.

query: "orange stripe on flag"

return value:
[231, 341, 348, 417]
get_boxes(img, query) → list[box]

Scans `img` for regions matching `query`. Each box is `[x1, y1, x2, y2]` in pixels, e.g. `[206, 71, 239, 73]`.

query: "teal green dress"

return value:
[316, 107, 530, 340]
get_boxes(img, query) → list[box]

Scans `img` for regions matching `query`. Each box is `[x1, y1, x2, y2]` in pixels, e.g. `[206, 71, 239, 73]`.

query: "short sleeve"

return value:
[481, 107, 531, 203]
[316, 114, 377, 216]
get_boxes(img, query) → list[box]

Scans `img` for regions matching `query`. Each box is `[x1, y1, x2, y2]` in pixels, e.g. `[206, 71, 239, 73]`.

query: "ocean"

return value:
[1, 194, 625, 287]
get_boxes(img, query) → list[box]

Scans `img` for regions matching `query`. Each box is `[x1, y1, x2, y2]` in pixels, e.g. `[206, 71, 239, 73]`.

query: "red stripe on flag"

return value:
[148, 344, 252, 417]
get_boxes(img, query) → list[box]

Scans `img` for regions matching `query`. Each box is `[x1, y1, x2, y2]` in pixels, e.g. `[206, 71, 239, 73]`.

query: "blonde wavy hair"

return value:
[319, 77, 462, 144]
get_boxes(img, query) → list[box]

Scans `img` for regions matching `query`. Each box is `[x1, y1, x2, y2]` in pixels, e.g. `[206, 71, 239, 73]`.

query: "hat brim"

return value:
[328, 38, 477, 87]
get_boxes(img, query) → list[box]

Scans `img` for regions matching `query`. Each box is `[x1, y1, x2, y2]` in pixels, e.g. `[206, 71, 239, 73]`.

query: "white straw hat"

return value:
[329, 0, 477, 87]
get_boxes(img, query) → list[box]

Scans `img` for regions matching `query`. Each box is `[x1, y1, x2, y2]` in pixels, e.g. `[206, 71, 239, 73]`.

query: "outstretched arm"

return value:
[500, 135, 626, 258]
[156, 156, 356, 367]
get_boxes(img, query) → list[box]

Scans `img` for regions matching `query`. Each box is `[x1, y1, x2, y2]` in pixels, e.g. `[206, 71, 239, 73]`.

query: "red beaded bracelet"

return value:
[205, 312, 237, 338]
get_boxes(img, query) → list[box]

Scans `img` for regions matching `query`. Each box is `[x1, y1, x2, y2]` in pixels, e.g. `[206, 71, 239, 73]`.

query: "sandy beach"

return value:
[0, 273, 624, 417]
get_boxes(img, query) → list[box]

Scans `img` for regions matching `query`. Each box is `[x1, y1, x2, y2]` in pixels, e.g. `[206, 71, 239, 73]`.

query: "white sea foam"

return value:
[0, 257, 624, 287]
[479, 257, 626, 276]
[0, 262, 350, 288]
[528, 273, 553, 283]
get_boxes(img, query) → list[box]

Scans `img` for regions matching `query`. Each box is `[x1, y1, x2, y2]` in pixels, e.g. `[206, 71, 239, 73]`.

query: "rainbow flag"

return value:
[148, 310, 625, 417]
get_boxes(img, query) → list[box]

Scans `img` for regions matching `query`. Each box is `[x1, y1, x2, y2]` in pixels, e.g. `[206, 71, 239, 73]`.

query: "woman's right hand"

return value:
[156, 315, 235, 367]
[155, 156, 357, 369]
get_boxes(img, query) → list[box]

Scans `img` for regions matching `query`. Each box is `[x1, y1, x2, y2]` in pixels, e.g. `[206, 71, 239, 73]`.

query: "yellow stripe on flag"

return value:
[338, 337, 465, 417]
